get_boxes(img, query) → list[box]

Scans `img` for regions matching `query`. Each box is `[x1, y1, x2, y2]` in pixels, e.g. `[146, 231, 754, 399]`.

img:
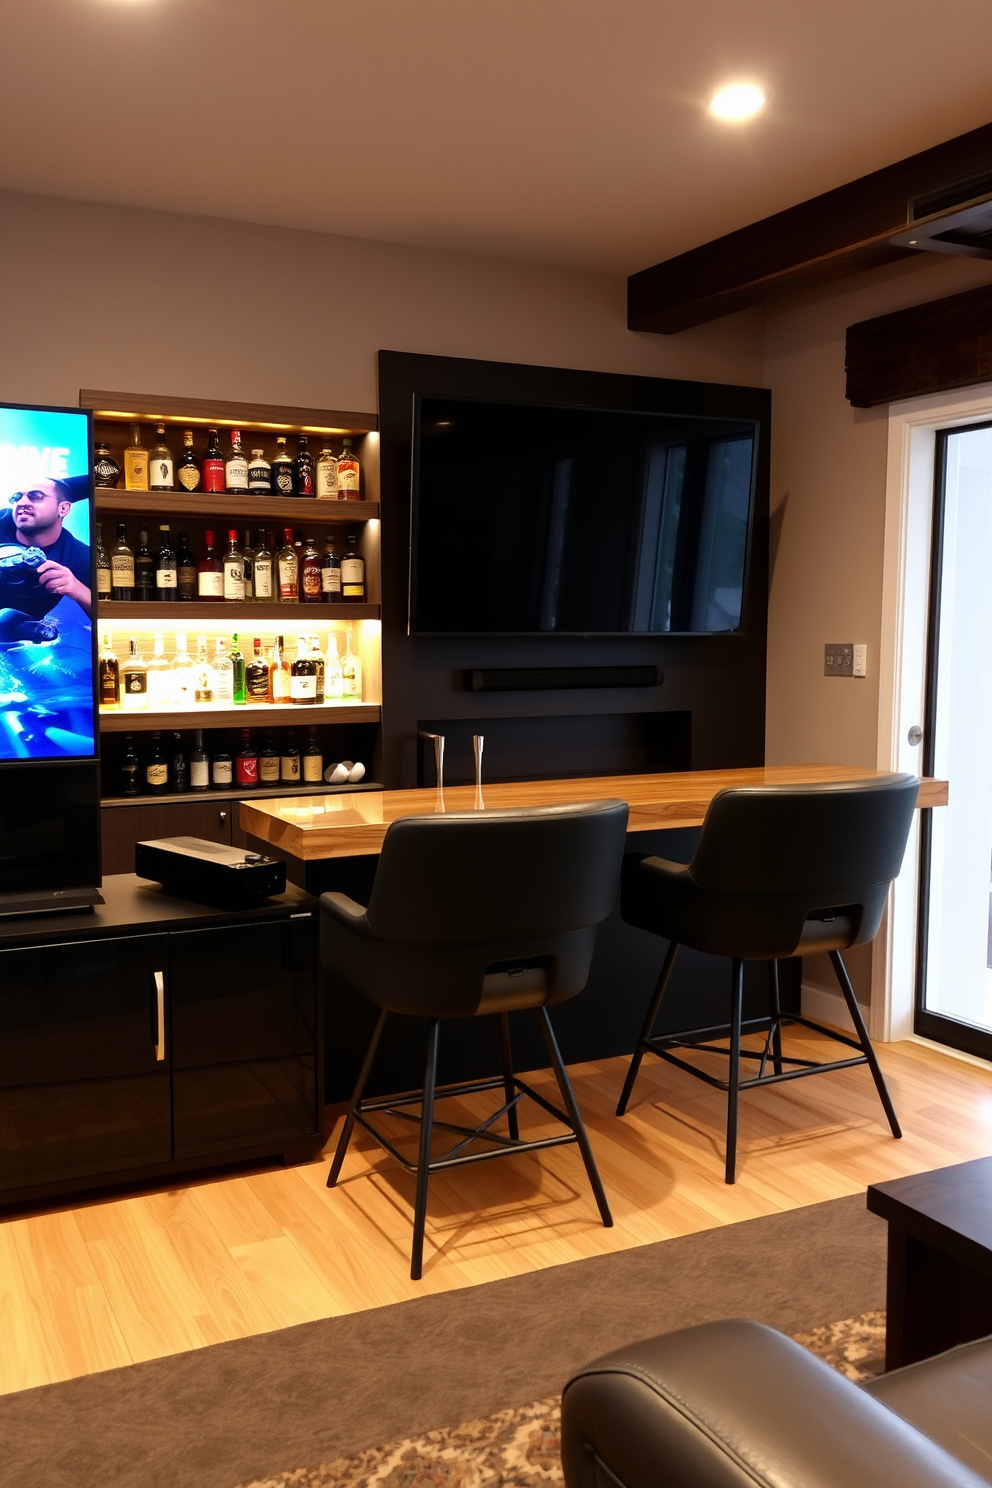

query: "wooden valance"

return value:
[846, 280, 992, 407]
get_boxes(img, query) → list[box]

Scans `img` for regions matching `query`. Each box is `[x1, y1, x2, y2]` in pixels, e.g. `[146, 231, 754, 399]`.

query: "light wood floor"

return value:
[2, 1029, 991, 1393]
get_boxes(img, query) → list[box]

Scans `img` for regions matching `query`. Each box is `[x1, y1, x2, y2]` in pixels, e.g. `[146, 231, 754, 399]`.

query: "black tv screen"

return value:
[410, 396, 758, 635]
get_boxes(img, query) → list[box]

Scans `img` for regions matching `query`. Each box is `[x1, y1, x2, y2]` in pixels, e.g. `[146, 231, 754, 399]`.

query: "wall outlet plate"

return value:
[825, 643, 854, 676]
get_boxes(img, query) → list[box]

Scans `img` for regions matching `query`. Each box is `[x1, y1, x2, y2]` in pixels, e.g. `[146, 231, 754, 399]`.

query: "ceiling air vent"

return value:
[890, 168, 992, 259]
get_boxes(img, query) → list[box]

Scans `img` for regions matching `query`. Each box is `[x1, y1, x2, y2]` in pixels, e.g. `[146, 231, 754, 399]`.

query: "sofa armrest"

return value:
[561, 1321, 986, 1488]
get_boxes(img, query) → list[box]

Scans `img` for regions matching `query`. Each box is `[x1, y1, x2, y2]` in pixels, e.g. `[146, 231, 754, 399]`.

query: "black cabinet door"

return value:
[101, 801, 234, 875]
[0, 933, 172, 1187]
[168, 915, 318, 1158]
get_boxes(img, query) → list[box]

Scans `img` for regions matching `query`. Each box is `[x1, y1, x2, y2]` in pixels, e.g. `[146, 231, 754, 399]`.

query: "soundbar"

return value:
[465, 666, 661, 692]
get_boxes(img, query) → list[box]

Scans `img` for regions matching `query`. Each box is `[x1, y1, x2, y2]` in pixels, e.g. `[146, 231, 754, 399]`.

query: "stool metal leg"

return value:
[725, 958, 744, 1184]
[539, 1007, 613, 1228]
[768, 959, 784, 1077]
[327, 1006, 388, 1188]
[616, 940, 680, 1117]
[410, 1017, 440, 1281]
[499, 1013, 520, 1141]
[829, 950, 902, 1139]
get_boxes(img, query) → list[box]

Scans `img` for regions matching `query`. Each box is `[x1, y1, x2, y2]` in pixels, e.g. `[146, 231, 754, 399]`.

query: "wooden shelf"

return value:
[101, 779, 383, 808]
[97, 600, 378, 622]
[81, 388, 377, 437]
[95, 492, 378, 522]
[99, 702, 380, 732]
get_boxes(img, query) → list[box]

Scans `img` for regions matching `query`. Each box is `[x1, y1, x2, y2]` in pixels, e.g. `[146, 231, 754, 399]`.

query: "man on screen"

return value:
[0, 478, 91, 640]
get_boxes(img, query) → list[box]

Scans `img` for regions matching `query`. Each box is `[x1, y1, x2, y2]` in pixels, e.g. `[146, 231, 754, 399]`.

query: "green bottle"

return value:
[231, 633, 247, 705]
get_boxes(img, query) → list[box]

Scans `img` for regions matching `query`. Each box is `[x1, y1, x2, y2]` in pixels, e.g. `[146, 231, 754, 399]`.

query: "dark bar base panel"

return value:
[466, 666, 661, 692]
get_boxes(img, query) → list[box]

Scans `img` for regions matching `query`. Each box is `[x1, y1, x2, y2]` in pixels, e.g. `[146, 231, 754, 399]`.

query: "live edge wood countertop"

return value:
[239, 764, 948, 861]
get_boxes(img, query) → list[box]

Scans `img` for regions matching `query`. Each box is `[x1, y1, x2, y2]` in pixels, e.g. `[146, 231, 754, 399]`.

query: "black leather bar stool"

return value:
[617, 775, 919, 1183]
[322, 798, 629, 1278]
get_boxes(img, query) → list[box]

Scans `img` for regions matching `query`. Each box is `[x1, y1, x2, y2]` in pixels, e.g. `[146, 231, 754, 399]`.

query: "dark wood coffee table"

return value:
[867, 1156, 992, 1369]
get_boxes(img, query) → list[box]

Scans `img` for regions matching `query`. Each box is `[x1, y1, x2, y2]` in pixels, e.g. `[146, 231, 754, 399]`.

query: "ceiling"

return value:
[2, 0, 992, 276]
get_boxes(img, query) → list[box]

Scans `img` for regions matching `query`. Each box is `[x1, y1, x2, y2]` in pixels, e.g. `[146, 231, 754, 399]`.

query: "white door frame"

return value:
[875, 382, 992, 1040]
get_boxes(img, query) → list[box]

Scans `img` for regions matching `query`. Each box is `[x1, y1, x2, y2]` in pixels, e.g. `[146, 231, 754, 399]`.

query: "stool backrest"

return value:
[365, 800, 629, 944]
[689, 775, 919, 897]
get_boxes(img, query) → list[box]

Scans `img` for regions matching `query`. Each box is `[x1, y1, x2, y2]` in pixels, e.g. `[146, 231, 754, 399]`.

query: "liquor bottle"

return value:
[280, 730, 301, 783]
[123, 424, 148, 491]
[235, 729, 258, 787]
[95, 523, 112, 601]
[321, 536, 341, 602]
[258, 731, 280, 784]
[230, 633, 247, 704]
[149, 424, 175, 490]
[98, 632, 120, 708]
[222, 529, 245, 602]
[293, 435, 315, 497]
[169, 731, 188, 792]
[340, 533, 365, 600]
[171, 632, 194, 708]
[271, 435, 294, 496]
[121, 638, 148, 710]
[211, 743, 233, 788]
[197, 529, 224, 601]
[225, 429, 249, 494]
[93, 442, 121, 489]
[177, 430, 201, 492]
[337, 437, 360, 499]
[202, 428, 226, 494]
[324, 631, 343, 698]
[302, 725, 323, 782]
[245, 636, 270, 701]
[190, 728, 209, 791]
[155, 524, 178, 600]
[290, 636, 318, 704]
[111, 523, 135, 600]
[176, 530, 197, 601]
[316, 446, 339, 499]
[194, 635, 214, 704]
[248, 448, 271, 493]
[145, 633, 172, 708]
[120, 734, 141, 796]
[269, 634, 292, 704]
[309, 634, 325, 702]
[212, 636, 234, 703]
[252, 529, 273, 602]
[300, 535, 322, 603]
[134, 527, 155, 601]
[276, 528, 299, 602]
[341, 628, 362, 698]
[240, 530, 255, 601]
[145, 732, 169, 795]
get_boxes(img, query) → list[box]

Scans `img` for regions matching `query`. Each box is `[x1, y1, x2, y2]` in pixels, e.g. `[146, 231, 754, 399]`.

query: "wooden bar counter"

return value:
[241, 764, 948, 862]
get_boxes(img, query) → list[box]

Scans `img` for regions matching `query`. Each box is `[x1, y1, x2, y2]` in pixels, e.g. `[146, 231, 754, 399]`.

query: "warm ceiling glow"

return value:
[709, 83, 766, 121]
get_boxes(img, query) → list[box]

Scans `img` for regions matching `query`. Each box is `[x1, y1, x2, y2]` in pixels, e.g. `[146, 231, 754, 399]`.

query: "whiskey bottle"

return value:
[235, 729, 258, 787]
[280, 730, 301, 783]
[145, 732, 169, 794]
[111, 523, 135, 600]
[321, 536, 341, 602]
[120, 734, 141, 796]
[93, 443, 121, 489]
[337, 437, 360, 499]
[245, 636, 270, 701]
[194, 635, 214, 704]
[211, 744, 233, 788]
[212, 637, 234, 703]
[190, 728, 209, 791]
[145, 633, 172, 708]
[300, 535, 322, 603]
[121, 638, 148, 710]
[276, 528, 299, 602]
[177, 430, 201, 492]
[340, 533, 365, 600]
[293, 435, 315, 497]
[290, 636, 318, 704]
[171, 632, 194, 708]
[135, 527, 155, 601]
[155, 524, 178, 600]
[202, 428, 226, 494]
[341, 628, 362, 699]
[98, 632, 120, 708]
[222, 529, 245, 602]
[248, 449, 271, 493]
[252, 529, 273, 602]
[269, 634, 292, 704]
[170, 732, 188, 793]
[95, 523, 112, 601]
[258, 731, 280, 784]
[240, 531, 255, 601]
[149, 424, 175, 490]
[176, 530, 197, 601]
[316, 446, 339, 499]
[197, 529, 224, 601]
[226, 430, 249, 494]
[271, 435, 294, 496]
[302, 725, 323, 782]
[230, 633, 247, 704]
[123, 424, 148, 491]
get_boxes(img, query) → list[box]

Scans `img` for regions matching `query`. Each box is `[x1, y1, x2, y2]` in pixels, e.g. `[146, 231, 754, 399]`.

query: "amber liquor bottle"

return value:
[300, 535, 322, 603]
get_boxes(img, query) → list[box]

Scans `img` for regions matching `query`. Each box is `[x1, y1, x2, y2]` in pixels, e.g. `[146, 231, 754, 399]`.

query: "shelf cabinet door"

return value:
[0, 933, 172, 1188]
[168, 915, 318, 1159]
[101, 801, 234, 875]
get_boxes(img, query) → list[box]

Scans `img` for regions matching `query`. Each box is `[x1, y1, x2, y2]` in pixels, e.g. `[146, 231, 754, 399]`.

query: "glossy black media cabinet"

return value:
[0, 875, 322, 1207]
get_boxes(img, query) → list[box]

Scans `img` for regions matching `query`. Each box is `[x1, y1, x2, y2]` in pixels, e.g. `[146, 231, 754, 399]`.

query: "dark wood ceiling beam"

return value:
[846, 280, 992, 407]
[628, 121, 992, 334]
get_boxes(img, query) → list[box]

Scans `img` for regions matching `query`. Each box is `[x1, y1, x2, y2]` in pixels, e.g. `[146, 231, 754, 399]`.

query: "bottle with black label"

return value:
[120, 734, 141, 796]
[149, 425, 175, 491]
[121, 638, 148, 710]
[177, 430, 201, 492]
[340, 533, 365, 600]
[169, 732, 188, 793]
[98, 631, 120, 708]
[93, 442, 121, 489]
[156, 524, 178, 600]
[223, 529, 245, 602]
[293, 435, 315, 497]
[302, 725, 323, 782]
[290, 636, 318, 704]
[271, 435, 294, 496]
[245, 636, 270, 700]
[190, 729, 209, 792]
[300, 535, 322, 603]
[211, 743, 233, 788]
[176, 531, 197, 601]
[252, 529, 273, 601]
[145, 732, 169, 795]
[248, 448, 271, 493]
[226, 430, 249, 494]
[258, 731, 280, 784]
[235, 729, 258, 788]
[280, 730, 301, 783]
[95, 523, 112, 600]
[134, 527, 155, 601]
[202, 428, 226, 494]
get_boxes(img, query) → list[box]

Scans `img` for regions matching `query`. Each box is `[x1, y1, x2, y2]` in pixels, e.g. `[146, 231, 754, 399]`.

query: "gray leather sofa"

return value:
[561, 1320, 992, 1487]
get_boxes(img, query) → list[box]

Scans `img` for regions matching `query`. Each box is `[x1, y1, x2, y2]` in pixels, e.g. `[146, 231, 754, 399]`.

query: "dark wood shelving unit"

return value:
[100, 701, 379, 732]
[102, 779, 383, 808]
[95, 492, 378, 522]
[98, 600, 378, 622]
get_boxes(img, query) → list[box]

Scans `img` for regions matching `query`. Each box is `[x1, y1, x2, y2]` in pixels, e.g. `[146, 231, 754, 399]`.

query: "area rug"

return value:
[234, 1312, 887, 1488]
[0, 1194, 887, 1488]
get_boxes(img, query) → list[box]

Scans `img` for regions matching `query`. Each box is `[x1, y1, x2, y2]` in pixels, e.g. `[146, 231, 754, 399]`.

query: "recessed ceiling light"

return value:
[709, 83, 766, 122]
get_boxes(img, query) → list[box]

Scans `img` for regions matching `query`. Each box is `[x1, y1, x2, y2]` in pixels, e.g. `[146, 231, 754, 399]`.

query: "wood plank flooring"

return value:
[2, 1029, 991, 1393]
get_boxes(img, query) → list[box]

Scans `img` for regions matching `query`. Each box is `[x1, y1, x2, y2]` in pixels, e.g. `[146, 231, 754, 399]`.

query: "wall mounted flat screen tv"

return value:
[410, 396, 759, 635]
[0, 403, 96, 761]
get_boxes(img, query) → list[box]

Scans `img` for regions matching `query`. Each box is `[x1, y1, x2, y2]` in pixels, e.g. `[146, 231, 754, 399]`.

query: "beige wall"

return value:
[0, 190, 764, 414]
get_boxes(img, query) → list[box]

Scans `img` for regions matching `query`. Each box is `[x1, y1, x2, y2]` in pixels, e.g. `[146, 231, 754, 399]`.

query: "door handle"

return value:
[153, 969, 166, 1062]
[219, 810, 228, 823]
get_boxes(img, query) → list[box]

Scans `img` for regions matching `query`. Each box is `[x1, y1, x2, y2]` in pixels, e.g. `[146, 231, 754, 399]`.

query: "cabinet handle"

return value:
[154, 970, 166, 1062]
[219, 811, 228, 823]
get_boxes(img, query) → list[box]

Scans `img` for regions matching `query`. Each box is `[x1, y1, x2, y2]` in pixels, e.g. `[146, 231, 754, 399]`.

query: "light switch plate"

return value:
[853, 644, 868, 677]
[825, 643, 854, 676]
